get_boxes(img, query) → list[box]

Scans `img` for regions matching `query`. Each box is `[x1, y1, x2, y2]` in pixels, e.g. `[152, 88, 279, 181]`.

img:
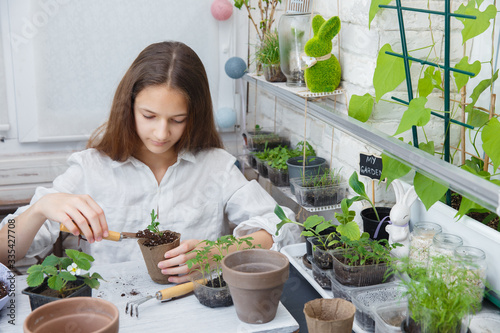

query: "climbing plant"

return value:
[348, 0, 500, 221]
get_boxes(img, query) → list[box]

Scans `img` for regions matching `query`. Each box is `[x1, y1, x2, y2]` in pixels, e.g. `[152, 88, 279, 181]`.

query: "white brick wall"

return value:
[247, 0, 484, 206]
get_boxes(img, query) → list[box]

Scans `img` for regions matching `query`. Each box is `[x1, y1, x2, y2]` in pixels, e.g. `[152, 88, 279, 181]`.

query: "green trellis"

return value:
[379, 0, 477, 204]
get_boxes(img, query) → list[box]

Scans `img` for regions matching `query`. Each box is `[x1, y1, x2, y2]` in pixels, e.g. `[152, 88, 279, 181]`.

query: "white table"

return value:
[0, 260, 299, 333]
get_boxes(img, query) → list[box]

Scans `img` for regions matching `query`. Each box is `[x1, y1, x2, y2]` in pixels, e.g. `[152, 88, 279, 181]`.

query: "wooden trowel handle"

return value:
[59, 224, 122, 241]
[155, 281, 196, 300]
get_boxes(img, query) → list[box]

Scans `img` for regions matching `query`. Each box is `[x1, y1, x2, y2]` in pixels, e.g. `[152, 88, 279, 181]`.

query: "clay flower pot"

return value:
[221, 249, 289, 324]
[23, 297, 119, 333]
[138, 230, 181, 284]
[303, 298, 356, 333]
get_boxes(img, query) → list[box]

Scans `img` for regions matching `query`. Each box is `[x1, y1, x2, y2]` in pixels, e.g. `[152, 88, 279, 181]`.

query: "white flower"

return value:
[66, 263, 81, 276]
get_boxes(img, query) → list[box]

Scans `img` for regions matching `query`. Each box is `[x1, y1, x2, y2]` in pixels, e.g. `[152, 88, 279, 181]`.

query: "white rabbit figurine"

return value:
[386, 179, 419, 258]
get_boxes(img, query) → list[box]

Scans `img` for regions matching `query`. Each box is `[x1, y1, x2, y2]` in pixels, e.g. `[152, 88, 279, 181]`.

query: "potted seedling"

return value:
[330, 196, 401, 286]
[287, 141, 326, 194]
[291, 168, 347, 207]
[186, 235, 256, 308]
[396, 255, 483, 333]
[22, 249, 104, 310]
[254, 143, 271, 177]
[255, 31, 287, 82]
[267, 146, 296, 187]
[275, 205, 338, 287]
[136, 209, 181, 284]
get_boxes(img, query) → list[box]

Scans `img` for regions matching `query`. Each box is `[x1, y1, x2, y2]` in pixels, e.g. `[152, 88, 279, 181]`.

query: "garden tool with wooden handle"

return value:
[125, 281, 197, 317]
[60, 224, 139, 241]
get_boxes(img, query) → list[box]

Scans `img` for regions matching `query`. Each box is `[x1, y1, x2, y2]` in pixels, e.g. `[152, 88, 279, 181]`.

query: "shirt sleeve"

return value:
[0, 152, 88, 260]
[223, 163, 301, 251]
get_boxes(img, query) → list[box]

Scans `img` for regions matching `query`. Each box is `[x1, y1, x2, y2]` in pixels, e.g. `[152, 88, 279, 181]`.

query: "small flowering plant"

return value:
[26, 249, 103, 297]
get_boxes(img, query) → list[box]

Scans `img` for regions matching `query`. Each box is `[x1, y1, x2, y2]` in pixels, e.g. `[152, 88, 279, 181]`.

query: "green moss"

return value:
[304, 15, 342, 92]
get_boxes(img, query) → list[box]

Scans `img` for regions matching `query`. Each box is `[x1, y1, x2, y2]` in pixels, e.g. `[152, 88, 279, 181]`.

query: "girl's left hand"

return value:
[157, 239, 200, 283]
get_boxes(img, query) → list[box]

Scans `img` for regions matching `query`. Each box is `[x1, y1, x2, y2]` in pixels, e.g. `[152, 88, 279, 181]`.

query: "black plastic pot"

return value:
[22, 276, 91, 310]
[361, 207, 391, 240]
[305, 227, 337, 258]
[286, 156, 327, 194]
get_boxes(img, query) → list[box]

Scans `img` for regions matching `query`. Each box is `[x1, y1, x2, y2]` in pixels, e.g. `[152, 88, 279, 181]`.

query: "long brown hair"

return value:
[88, 41, 223, 161]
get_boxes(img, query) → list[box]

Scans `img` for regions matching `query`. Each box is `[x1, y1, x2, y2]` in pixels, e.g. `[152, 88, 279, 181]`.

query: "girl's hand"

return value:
[157, 239, 201, 283]
[34, 193, 109, 243]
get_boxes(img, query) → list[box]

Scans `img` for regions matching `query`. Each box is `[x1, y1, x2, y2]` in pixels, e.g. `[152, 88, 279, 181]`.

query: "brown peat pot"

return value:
[303, 298, 356, 333]
[23, 297, 119, 333]
[221, 249, 289, 324]
[138, 230, 181, 284]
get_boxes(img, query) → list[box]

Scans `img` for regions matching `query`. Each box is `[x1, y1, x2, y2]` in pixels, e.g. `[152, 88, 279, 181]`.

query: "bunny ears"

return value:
[311, 15, 341, 40]
[392, 179, 418, 207]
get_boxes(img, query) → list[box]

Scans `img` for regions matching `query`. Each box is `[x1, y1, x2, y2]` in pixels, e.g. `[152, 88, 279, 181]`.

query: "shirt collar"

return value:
[109, 150, 196, 168]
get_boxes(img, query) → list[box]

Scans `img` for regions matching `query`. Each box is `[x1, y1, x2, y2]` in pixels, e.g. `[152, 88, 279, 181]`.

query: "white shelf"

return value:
[243, 74, 500, 216]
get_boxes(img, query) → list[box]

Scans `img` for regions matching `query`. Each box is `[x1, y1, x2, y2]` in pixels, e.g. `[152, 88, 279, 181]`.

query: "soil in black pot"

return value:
[37, 280, 86, 298]
[135, 229, 179, 247]
[361, 207, 391, 240]
[0, 281, 8, 299]
[194, 277, 233, 308]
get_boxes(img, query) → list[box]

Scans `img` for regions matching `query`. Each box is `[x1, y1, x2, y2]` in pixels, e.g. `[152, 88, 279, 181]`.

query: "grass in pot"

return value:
[136, 209, 181, 284]
[186, 235, 257, 308]
[395, 255, 481, 333]
[22, 249, 104, 310]
[255, 31, 287, 82]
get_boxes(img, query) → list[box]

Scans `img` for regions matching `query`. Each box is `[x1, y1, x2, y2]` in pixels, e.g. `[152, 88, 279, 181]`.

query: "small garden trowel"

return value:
[60, 224, 139, 242]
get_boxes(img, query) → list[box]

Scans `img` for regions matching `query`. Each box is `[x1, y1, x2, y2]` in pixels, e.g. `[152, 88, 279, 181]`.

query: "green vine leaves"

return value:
[455, 0, 497, 44]
[349, 0, 500, 215]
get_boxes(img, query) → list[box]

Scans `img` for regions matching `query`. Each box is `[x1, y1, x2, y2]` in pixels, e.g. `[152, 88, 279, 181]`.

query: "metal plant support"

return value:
[379, 0, 476, 204]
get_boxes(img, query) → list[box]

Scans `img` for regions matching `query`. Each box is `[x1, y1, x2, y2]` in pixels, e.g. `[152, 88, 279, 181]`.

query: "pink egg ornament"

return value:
[211, 0, 233, 21]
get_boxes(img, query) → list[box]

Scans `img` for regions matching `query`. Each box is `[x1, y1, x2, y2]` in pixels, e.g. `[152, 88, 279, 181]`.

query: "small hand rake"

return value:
[125, 281, 195, 318]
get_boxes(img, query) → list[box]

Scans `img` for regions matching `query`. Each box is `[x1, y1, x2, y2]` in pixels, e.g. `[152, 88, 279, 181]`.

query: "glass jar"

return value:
[454, 246, 487, 307]
[429, 233, 463, 260]
[278, 13, 311, 87]
[408, 222, 442, 267]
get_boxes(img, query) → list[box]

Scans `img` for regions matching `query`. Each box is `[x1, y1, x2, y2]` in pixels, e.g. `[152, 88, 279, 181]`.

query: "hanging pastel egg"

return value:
[215, 107, 237, 129]
[225, 57, 247, 79]
[211, 0, 233, 21]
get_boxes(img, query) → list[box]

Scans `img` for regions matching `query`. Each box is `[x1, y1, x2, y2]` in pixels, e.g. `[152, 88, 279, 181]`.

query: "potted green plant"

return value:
[286, 141, 326, 194]
[396, 255, 483, 333]
[136, 209, 181, 284]
[22, 249, 104, 310]
[185, 235, 256, 308]
[255, 31, 287, 82]
[291, 168, 347, 207]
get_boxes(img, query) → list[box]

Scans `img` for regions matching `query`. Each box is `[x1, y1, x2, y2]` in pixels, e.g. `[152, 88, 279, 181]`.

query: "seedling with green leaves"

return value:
[334, 234, 400, 267]
[393, 255, 484, 332]
[275, 205, 337, 250]
[26, 249, 103, 297]
[186, 235, 257, 286]
[147, 209, 163, 236]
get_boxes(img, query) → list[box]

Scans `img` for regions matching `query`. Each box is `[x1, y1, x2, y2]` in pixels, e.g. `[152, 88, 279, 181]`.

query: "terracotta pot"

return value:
[138, 230, 181, 284]
[303, 298, 356, 333]
[22, 276, 91, 310]
[23, 297, 119, 333]
[221, 249, 289, 324]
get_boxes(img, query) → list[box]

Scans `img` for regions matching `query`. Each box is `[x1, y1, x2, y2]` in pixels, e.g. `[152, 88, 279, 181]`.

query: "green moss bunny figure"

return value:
[303, 15, 341, 93]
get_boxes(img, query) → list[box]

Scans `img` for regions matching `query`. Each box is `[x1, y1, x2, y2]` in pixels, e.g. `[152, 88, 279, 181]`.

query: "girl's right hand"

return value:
[34, 193, 109, 243]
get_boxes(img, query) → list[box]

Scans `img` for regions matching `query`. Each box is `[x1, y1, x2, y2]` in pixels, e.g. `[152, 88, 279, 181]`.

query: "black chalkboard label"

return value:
[359, 153, 382, 180]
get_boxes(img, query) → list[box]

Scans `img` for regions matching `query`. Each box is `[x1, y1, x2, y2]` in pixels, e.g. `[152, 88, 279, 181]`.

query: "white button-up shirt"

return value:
[1, 148, 300, 264]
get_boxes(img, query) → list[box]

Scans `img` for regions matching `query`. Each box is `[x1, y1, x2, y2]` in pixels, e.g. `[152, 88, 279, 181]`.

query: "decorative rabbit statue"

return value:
[386, 179, 419, 258]
[302, 15, 341, 93]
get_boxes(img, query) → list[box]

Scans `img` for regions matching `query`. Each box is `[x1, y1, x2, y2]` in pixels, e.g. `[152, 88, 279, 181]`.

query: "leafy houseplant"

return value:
[136, 209, 181, 284]
[186, 235, 256, 308]
[396, 255, 483, 333]
[22, 249, 103, 310]
[255, 31, 287, 82]
[348, 1, 500, 231]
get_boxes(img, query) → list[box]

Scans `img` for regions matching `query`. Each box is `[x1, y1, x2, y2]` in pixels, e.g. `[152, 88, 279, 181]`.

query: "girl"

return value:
[0, 41, 299, 283]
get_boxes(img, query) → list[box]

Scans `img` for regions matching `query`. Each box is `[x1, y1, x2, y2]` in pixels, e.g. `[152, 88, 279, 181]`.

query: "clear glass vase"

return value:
[278, 13, 311, 87]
